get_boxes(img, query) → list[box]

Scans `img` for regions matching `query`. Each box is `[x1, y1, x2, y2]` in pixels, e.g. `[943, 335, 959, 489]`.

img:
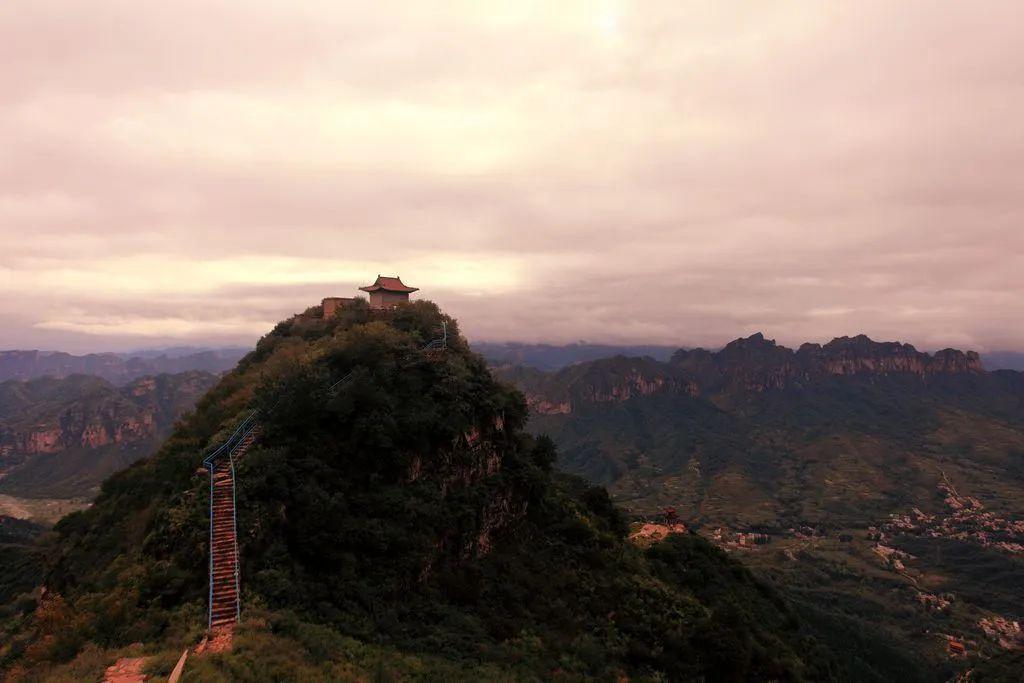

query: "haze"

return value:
[2, 2, 1022, 353]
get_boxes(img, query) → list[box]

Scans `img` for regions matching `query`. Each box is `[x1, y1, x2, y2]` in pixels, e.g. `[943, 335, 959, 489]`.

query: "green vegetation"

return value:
[0, 371, 218, 499]
[500, 343, 1024, 679]
[0, 302, 837, 681]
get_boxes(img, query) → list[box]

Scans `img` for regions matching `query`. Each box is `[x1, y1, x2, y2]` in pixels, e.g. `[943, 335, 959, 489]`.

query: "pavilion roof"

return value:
[359, 275, 418, 293]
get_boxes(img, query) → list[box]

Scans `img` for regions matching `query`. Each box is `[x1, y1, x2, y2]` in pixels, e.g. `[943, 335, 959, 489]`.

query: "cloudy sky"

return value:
[2, 1, 1022, 353]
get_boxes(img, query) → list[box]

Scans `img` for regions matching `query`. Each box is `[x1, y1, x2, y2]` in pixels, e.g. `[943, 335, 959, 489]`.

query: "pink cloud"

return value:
[0, 1, 1022, 353]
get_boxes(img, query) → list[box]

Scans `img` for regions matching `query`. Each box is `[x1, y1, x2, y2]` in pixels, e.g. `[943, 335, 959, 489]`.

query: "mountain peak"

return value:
[723, 332, 775, 349]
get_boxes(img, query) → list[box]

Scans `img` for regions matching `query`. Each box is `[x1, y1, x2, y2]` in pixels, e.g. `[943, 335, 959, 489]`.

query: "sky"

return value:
[1, 1, 1023, 354]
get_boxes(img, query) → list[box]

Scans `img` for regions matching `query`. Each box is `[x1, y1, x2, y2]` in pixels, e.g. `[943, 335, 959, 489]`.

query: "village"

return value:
[625, 487, 1024, 663]
[868, 479, 1024, 659]
[873, 478, 1024, 556]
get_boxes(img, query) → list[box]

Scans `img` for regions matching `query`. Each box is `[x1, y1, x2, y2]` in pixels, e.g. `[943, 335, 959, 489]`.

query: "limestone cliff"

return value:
[502, 333, 988, 414]
[0, 371, 217, 497]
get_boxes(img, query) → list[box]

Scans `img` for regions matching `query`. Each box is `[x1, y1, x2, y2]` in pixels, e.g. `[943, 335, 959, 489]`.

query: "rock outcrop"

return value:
[0, 371, 217, 496]
[670, 333, 984, 394]
[504, 333, 987, 413]
[511, 356, 699, 415]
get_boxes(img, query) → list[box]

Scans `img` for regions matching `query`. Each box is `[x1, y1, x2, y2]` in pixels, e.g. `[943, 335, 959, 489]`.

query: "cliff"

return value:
[0, 371, 217, 498]
[672, 333, 984, 393]
[507, 333, 990, 415]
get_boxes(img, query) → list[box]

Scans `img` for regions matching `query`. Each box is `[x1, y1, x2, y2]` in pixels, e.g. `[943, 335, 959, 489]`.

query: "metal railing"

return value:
[202, 409, 260, 469]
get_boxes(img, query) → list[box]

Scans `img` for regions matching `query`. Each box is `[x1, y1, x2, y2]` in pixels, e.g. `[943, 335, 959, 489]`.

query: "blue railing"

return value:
[328, 371, 355, 396]
[202, 409, 260, 470]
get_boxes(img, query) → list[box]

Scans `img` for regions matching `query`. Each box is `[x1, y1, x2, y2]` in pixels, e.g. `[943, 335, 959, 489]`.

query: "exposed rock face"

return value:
[501, 333, 988, 414]
[527, 398, 572, 416]
[0, 371, 217, 496]
[671, 333, 984, 394]
[513, 356, 699, 415]
[412, 418, 527, 562]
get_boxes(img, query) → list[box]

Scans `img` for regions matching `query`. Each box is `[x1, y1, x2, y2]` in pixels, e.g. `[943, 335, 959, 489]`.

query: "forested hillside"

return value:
[0, 371, 218, 498]
[498, 334, 1024, 678]
[0, 303, 837, 681]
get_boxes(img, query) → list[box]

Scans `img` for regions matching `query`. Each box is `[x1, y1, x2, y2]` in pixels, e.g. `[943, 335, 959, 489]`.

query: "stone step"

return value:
[206, 425, 261, 629]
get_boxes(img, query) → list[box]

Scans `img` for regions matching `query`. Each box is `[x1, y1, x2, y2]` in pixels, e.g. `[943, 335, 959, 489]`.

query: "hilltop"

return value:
[0, 303, 836, 681]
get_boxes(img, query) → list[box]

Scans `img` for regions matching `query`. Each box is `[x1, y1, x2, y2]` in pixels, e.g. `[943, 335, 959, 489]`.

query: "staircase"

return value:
[204, 420, 259, 631]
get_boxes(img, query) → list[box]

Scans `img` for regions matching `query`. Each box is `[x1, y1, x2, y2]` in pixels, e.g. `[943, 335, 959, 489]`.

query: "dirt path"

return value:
[103, 657, 147, 682]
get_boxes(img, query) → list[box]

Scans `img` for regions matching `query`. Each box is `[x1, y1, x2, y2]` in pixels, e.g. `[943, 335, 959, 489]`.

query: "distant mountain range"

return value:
[475, 340, 1024, 372]
[493, 333, 1024, 672]
[473, 341, 678, 370]
[0, 371, 218, 498]
[497, 333, 1020, 514]
[0, 348, 247, 385]
[1, 343, 1018, 384]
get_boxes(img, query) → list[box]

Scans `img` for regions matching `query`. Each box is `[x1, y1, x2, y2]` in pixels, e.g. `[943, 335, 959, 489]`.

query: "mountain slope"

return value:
[498, 334, 1024, 676]
[0, 371, 218, 498]
[1, 303, 837, 681]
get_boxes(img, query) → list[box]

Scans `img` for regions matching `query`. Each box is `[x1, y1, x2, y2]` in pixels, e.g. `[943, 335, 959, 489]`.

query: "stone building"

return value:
[359, 275, 418, 309]
[321, 297, 354, 319]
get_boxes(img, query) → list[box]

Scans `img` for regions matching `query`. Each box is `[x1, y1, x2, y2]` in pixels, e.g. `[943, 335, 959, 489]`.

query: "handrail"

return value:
[227, 423, 253, 623]
[203, 409, 260, 468]
[206, 458, 214, 629]
[328, 371, 355, 395]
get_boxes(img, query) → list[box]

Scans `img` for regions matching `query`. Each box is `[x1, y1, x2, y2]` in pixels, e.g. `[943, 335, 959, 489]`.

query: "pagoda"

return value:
[359, 275, 418, 309]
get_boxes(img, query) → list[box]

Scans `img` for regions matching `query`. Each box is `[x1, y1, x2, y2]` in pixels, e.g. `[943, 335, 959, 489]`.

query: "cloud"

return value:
[0, 1, 1022, 353]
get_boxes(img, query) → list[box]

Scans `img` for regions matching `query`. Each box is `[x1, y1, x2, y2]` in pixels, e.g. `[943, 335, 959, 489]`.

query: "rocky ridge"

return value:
[0, 371, 217, 497]
[513, 333, 987, 414]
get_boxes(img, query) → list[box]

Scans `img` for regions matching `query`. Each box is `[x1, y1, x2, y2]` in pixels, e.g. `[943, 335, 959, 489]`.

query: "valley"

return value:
[2, 324, 1023, 680]
[0, 371, 218, 499]
[0, 495, 89, 526]
[498, 334, 1024, 679]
